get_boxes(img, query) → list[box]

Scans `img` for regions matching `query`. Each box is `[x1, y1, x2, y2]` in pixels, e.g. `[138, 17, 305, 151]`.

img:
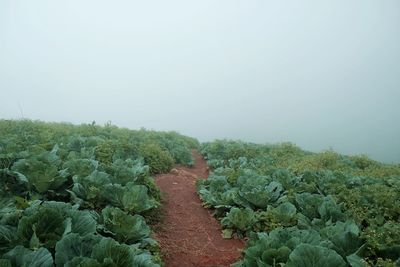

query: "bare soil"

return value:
[154, 151, 244, 267]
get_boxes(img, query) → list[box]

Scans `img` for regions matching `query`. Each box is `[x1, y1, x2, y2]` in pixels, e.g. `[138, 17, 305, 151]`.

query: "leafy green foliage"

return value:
[11, 147, 67, 194]
[221, 208, 256, 232]
[2, 246, 53, 267]
[101, 206, 150, 244]
[0, 119, 196, 266]
[198, 140, 400, 266]
[54, 233, 101, 266]
[16, 201, 97, 250]
[286, 244, 347, 267]
[140, 143, 174, 174]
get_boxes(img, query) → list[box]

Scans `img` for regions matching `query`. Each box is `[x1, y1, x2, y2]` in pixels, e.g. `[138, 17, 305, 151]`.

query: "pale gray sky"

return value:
[1, 1, 399, 163]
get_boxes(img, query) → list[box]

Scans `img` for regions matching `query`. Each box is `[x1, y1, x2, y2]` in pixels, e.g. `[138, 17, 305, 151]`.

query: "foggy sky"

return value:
[1, 1, 399, 163]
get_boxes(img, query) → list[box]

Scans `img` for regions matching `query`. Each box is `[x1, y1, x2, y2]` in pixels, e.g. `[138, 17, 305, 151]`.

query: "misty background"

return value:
[0, 1, 399, 163]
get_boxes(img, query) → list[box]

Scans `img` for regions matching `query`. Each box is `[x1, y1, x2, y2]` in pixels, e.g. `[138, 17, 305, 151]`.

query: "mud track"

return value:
[154, 151, 244, 267]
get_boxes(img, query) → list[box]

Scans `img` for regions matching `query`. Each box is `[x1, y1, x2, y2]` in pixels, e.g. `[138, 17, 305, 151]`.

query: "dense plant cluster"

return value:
[0, 119, 198, 266]
[198, 140, 400, 266]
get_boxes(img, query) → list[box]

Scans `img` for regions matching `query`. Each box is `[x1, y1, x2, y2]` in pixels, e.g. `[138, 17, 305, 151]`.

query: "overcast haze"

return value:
[1, 1, 399, 163]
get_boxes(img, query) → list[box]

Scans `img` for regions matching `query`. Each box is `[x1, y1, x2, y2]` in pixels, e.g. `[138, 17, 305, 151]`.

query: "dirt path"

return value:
[154, 151, 244, 267]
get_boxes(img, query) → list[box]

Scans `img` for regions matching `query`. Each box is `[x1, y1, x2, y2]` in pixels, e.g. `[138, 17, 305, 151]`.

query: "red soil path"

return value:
[154, 151, 244, 267]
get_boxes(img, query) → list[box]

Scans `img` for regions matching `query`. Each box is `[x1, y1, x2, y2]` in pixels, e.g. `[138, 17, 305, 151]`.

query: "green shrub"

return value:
[140, 143, 174, 174]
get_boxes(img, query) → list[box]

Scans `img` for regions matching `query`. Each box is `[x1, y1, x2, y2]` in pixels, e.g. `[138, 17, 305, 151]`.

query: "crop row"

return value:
[0, 119, 198, 267]
[197, 140, 400, 266]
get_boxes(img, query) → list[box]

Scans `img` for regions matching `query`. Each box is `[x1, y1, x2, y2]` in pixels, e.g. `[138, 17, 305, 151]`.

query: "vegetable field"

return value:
[1, 120, 399, 266]
[0, 120, 197, 266]
[197, 140, 400, 266]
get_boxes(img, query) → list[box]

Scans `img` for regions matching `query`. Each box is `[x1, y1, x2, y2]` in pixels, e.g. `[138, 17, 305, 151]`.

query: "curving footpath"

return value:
[154, 151, 244, 267]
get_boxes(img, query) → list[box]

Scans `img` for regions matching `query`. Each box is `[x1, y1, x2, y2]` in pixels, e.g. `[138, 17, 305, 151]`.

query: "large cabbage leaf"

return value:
[100, 183, 125, 208]
[317, 196, 346, 223]
[62, 158, 98, 177]
[90, 238, 160, 267]
[238, 174, 283, 209]
[265, 202, 297, 226]
[197, 176, 240, 208]
[238, 227, 323, 266]
[17, 201, 97, 250]
[72, 171, 111, 201]
[11, 148, 67, 193]
[54, 233, 102, 266]
[295, 193, 324, 220]
[0, 225, 16, 254]
[286, 244, 346, 267]
[17, 206, 68, 250]
[2, 246, 53, 267]
[221, 208, 256, 232]
[69, 209, 98, 236]
[107, 159, 150, 185]
[101, 206, 150, 244]
[320, 220, 364, 259]
[56, 234, 161, 267]
[101, 183, 156, 213]
[121, 183, 157, 213]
